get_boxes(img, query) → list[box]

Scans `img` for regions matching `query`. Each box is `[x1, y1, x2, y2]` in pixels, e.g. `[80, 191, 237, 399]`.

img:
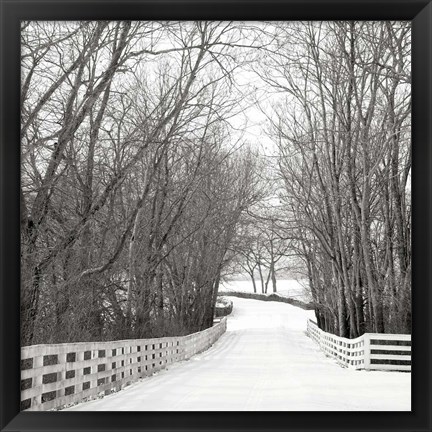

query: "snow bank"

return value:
[220, 279, 312, 303]
[215, 296, 233, 317]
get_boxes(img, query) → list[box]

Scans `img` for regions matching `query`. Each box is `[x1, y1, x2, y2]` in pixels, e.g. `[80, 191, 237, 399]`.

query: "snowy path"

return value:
[65, 298, 411, 411]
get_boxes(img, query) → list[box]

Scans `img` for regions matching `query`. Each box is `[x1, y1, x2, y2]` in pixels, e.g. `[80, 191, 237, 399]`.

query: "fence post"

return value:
[363, 334, 371, 370]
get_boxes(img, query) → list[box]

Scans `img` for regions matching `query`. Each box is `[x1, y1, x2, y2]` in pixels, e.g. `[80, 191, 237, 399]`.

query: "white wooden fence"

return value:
[307, 319, 411, 372]
[21, 318, 227, 411]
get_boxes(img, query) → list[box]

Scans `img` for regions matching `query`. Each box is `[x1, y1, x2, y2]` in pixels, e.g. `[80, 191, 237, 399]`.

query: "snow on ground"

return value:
[220, 279, 312, 302]
[65, 297, 410, 411]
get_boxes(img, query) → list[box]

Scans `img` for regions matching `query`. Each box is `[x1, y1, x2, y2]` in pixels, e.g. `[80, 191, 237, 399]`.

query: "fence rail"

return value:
[307, 319, 411, 372]
[21, 318, 227, 411]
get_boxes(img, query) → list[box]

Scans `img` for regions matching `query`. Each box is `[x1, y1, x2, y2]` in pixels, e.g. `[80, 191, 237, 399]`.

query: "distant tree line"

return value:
[230, 203, 292, 294]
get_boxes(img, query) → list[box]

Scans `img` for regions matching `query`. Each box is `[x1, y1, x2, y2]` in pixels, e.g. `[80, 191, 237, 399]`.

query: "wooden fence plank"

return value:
[307, 319, 411, 372]
[21, 318, 227, 411]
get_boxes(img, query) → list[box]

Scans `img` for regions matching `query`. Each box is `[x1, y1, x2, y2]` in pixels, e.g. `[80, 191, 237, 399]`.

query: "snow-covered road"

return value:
[65, 297, 411, 411]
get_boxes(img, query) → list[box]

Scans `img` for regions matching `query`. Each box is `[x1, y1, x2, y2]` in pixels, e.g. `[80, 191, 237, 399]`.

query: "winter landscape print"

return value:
[20, 21, 411, 411]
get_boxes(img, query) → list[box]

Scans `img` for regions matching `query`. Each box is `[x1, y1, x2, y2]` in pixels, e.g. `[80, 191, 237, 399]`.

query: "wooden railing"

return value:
[307, 319, 411, 372]
[21, 318, 227, 411]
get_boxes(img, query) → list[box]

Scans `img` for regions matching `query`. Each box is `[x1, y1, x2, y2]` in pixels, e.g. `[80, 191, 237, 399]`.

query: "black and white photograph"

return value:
[19, 19, 412, 412]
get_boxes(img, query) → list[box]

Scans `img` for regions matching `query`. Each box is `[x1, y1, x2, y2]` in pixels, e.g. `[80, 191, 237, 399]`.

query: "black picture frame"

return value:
[1, 1, 430, 431]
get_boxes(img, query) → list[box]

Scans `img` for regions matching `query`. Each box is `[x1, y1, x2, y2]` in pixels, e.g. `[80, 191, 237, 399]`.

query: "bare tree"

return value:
[256, 21, 411, 336]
